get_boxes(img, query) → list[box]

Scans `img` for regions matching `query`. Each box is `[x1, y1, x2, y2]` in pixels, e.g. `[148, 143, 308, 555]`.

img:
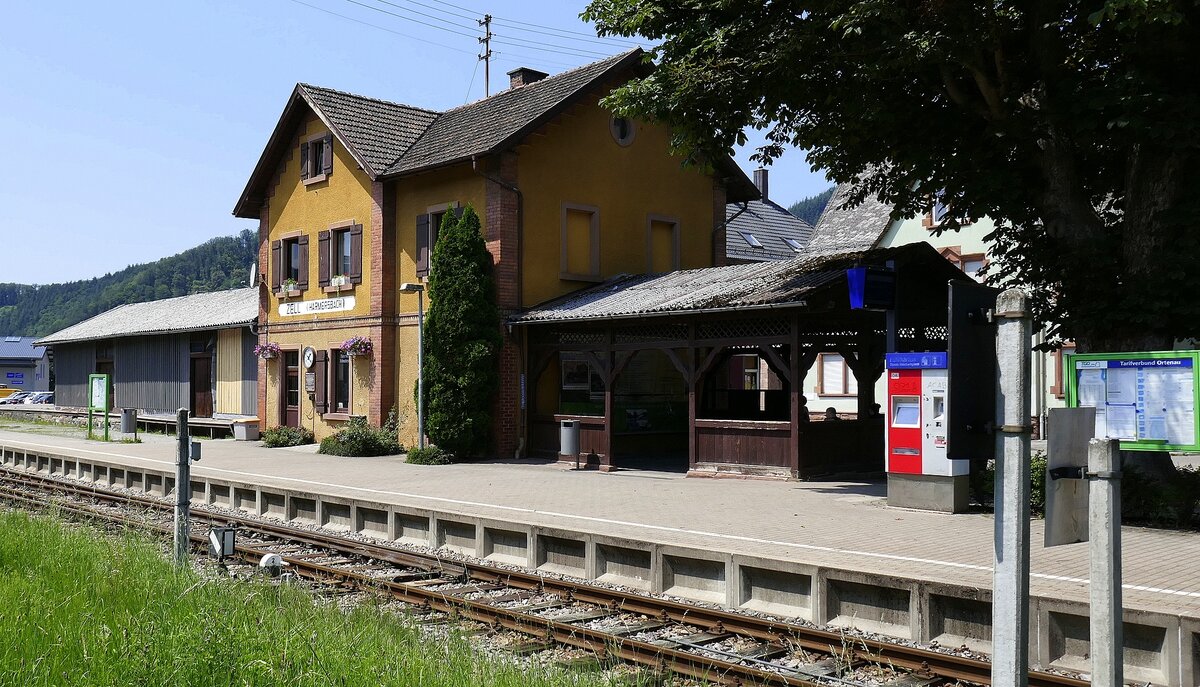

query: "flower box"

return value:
[341, 336, 373, 357]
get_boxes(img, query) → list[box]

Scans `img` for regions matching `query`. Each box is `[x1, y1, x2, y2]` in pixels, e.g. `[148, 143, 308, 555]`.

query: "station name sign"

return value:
[278, 296, 356, 317]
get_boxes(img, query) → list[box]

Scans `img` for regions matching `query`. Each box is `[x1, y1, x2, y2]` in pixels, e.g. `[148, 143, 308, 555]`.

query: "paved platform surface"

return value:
[2, 428, 1197, 619]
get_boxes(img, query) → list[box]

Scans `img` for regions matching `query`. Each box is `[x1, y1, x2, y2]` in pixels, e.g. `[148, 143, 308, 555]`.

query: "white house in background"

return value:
[801, 183, 1067, 436]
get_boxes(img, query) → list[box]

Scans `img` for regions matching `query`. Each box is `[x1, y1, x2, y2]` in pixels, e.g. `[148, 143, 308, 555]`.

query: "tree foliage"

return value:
[422, 206, 501, 458]
[787, 186, 836, 226]
[0, 230, 257, 336]
[583, 0, 1200, 351]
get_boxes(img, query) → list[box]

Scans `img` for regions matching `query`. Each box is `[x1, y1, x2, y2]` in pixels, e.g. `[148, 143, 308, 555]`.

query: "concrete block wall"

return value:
[0, 443, 1194, 685]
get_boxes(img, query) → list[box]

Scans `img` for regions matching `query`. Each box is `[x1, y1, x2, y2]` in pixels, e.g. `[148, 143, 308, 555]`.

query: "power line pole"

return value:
[478, 14, 492, 96]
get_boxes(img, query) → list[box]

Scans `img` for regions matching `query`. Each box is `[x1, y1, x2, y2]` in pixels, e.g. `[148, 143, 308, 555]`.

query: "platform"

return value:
[1, 428, 1197, 685]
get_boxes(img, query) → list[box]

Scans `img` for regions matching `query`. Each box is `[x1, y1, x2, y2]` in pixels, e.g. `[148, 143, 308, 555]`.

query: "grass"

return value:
[0, 510, 618, 687]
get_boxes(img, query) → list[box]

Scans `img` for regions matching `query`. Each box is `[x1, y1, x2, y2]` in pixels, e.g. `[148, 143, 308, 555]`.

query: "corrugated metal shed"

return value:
[512, 243, 943, 324]
[36, 288, 258, 346]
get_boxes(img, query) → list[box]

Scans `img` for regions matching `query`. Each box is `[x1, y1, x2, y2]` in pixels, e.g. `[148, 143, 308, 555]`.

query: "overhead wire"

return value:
[490, 33, 612, 58]
[339, 0, 480, 38]
[286, 0, 477, 54]
[491, 17, 643, 49]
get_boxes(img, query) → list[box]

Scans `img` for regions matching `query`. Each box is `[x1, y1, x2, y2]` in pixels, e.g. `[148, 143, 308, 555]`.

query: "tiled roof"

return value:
[235, 49, 758, 217]
[385, 51, 637, 175]
[0, 336, 46, 360]
[37, 288, 259, 346]
[725, 199, 814, 262]
[299, 84, 438, 175]
[511, 242, 941, 324]
[806, 182, 895, 252]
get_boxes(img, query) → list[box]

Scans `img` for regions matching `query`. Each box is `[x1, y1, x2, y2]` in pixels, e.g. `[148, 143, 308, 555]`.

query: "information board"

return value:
[1066, 350, 1200, 452]
[89, 374, 109, 411]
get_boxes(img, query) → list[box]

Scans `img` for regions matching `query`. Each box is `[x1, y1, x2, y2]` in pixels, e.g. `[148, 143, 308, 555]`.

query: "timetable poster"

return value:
[1074, 357, 1195, 446]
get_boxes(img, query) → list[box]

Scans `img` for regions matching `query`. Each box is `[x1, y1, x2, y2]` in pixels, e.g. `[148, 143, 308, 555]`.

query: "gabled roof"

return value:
[805, 182, 895, 253]
[0, 336, 46, 361]
[726, 199, 814, 262]
[234, 49, 757, 218]
[510, 242, 963, 324]
[301, 84, 439, 175]
[36, 288, 259, 346]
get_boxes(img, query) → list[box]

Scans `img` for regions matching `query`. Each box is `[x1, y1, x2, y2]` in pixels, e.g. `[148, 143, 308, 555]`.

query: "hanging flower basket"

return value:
[254, 342, 282, 360]
[342, 336, 373, 357]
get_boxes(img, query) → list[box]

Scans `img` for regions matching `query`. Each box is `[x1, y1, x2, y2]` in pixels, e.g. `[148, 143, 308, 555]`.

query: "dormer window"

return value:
[739, 231, 763, 248]
[301, 132, 334, 184]
[783, 237, 804, 253]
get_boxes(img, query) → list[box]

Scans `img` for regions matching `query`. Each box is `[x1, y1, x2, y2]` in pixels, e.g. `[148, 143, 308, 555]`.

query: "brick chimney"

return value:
[753, 168, 768, 202]
[507, 67, 549, 89]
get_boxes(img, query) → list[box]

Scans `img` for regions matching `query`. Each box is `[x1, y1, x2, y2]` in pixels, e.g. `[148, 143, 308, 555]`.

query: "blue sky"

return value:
[0, 0, 831, 285]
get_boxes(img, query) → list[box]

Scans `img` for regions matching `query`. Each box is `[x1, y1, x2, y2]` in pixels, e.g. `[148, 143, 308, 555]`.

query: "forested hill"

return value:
[788, 186, 836, 227]
[0, 230, 258, 337]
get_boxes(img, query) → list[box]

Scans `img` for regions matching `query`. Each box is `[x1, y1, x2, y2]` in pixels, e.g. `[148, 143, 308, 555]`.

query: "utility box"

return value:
[885, 352, 969, 512]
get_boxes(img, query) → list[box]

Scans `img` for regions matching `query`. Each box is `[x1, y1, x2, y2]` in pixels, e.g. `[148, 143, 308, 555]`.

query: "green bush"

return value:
[261, 425, 314, 447]
[406, 446, 451, 465]
[318, 414, 403, 457]
[422, 205, 501, 459]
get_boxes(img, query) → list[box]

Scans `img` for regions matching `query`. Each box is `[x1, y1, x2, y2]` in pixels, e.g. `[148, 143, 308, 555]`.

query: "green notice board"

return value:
[1066, 350, 1200, 452]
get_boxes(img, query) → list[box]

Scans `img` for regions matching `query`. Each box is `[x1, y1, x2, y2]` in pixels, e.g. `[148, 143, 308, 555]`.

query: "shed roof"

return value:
[511, 242, 958, 324]
[36, 288, 259, 346]
[234, 49, 758, 218]
[0, 336, 46, 360]
[725, 199, 815, 262]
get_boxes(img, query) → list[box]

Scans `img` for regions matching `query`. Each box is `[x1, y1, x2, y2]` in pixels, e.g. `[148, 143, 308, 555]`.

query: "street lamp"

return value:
[399, 283, 426, 449]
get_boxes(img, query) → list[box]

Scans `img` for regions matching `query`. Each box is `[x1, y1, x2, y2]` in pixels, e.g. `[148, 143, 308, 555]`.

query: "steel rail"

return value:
[0, 466, 1087, 687]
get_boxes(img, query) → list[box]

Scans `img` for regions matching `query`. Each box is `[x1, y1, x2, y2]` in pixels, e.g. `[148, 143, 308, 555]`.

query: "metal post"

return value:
[991, 289, 1032, 687]
[1088, 438, 1123, 687]
[416, 289, 425, 450]
[174, 408, 191, 568]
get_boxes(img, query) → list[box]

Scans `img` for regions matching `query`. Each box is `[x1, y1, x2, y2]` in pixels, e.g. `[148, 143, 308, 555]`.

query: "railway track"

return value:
[0, 465, 1086, 687]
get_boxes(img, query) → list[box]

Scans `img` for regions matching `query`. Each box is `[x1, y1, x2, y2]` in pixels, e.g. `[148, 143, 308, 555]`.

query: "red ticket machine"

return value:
[885, 352, 968, 512]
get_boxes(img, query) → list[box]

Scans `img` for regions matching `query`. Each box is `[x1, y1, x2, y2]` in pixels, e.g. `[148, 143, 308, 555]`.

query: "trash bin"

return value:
[120, 408, 138, 435]
[560, 419, 580, 465]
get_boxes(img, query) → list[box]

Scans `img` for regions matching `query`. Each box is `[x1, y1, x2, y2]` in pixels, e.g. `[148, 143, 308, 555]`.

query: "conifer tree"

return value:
[422, 205, 501, 458]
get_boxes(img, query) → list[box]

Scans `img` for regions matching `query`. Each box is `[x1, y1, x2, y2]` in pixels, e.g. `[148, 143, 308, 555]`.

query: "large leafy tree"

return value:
[583, 0, 1200, 352]
[423, 206, 502, 458]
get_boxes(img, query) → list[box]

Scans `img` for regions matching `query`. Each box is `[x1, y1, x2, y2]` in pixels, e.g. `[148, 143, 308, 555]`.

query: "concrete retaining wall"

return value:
[0, 443, 1192, 686]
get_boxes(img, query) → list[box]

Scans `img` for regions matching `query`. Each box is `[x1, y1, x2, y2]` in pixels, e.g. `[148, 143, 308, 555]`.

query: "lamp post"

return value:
[399, 283, 426, 449]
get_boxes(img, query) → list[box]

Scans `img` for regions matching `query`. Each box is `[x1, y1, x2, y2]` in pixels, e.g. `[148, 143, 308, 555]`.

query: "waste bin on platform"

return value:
[120, 408, 138, 435]
[560, 419, 580, 467]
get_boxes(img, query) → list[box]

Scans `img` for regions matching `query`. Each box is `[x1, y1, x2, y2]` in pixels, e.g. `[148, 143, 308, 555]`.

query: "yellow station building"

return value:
[233, 49, 757, 452]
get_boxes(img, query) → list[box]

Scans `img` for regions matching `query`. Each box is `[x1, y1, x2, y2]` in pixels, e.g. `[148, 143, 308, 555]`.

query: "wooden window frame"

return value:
[645, 214, 681, 272]
[323, 348, 352, 419]
[320, 219, 362, 293]
[300, 131, 333, 185]
[416, 202, 460, 280]
[560, 202, 602, 282]
[816, 353, 858, 397]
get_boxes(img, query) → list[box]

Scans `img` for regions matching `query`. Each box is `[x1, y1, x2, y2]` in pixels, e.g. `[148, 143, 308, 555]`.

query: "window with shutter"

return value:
[348, 224, 362, 284]
[415, 213, 431, 278]
[300, 132, 333, 184]
[317, 230, 331, 287]
[296, 235, 310, 289]
[314, 351, 328, 414]
[332, 350, 350, 412]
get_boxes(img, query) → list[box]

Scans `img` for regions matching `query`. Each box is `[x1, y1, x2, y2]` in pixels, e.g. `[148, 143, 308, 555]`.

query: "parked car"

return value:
[0, 392, 32, 404]
[23, 391, 53, 404]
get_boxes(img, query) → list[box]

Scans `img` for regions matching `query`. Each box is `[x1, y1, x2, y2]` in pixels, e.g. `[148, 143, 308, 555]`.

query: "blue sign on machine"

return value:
[5, 372, 19, 379]
[885, 352, 948, 369]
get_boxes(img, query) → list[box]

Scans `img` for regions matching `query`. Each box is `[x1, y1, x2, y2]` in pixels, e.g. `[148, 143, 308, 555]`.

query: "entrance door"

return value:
[281, 351, 300, 427]
[190, 356, 213, 418]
